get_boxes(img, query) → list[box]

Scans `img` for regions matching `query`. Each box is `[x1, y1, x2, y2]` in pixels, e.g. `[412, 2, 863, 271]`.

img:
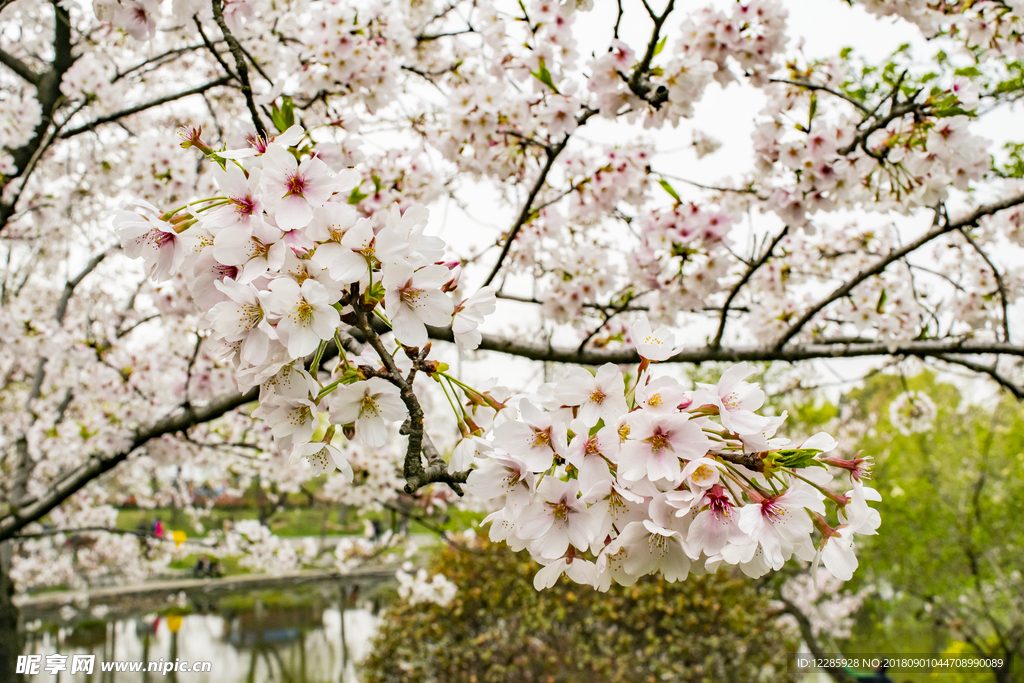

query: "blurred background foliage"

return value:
[363, 537, 799, 683]
[774, 368, 1024, 683]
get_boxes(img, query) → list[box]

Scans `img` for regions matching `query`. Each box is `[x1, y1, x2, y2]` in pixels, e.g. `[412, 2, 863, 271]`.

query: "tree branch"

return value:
[0, 47, 41, 85]
[428, 324, 1024, 365]
[12, 526, 178, 542]
[0, 387, 258, 542]
[768, 77, 871, 115]
[774, 191, 1024, 350]
[481, 108, 597, 288]
[626, 0, 676, 108]
[211, 0, 267, 137]
[778, 594, 857, 683]
[958, 228, 1011, 343]
[711, 226, 788, 348]
[60, 77, 232, 139]
[935, 355, 1024, 400]
[0, 0, 75, 234]
[351, 298, 468, 494]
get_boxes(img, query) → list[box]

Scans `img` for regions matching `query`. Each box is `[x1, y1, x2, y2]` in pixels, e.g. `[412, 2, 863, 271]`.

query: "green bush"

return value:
[363, 537, 798, 683]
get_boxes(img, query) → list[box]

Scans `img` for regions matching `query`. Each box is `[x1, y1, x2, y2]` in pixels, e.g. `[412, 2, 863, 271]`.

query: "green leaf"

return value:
[772, 448, 824, 469]
[954, 66, 983, 78]
[653, 36, 667, 57]
[876, 288, 887, 314]
[530, 57, 559, 93]
[347, 185, 369, 205]
[658, 178, 681, 203]
[269, 96, 295, 133]
[934, 106, 974, 118]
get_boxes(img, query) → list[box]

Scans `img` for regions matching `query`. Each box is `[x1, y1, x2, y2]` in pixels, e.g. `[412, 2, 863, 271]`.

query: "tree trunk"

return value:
[0, 540, 23, 683]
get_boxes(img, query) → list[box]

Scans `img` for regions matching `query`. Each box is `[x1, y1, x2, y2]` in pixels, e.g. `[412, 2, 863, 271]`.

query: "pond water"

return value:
[19, 583, 383, 683]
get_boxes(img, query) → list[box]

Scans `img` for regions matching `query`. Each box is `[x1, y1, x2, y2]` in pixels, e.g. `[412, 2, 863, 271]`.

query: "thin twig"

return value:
[211, 0, 267, 137]
[958, 228, 1011, 343]
[774, 192, 1024, 350]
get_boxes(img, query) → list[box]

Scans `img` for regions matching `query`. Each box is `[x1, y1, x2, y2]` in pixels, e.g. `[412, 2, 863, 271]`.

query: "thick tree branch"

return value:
[351, 299, 468, 494]
[0, 0, 75, 234]
[0, 387, 258, 542]
[0, 47, 41, 85]
[774, 191, 1024, 350]
[428, 324, 1024, 365]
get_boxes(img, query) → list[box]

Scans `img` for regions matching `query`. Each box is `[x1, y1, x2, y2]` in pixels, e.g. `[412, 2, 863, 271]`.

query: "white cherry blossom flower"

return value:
[263, 277, 340, 359]
[738, 482, 825, 570]
[452, 286, 497, 354]
[693, 362, 771, 435]
[382, 263, 455, 348]
[554, 363, 628, 427]
[635, 375, 689, 413]
[212, 222, 288, 283]
[565, 420, 617, 498]
[294, 440, 353, 481]
[203, 164, 263, 231]
[685, 485, 746, 559]
[311, 217, 374, 285]
[817, 524, 858, 581]
[114, 210, 187, 282]
[259, 144, 341, 232]
[374, 203, 445, 269]
[628, 315, 679, 361]
[465, 453, 536, 510]
[516, 478, 596, 560]
[208, 279, 275, 365]
[329, 378, 407, 447]
[619, 411, 710, 484]
[603, 520, 691, 583]
[534, 556, 599, 590]
[492, 400, 568, 472]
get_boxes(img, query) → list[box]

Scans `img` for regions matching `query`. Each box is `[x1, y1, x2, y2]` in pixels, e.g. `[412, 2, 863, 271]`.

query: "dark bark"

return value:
[0, 541, 23, 683]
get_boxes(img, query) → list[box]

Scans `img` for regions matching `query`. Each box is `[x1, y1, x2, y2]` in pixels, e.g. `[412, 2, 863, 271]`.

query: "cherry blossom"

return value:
[263, 277, 341, 359]
[382, 263, 456, 348]
[329, 378, 408, 448]
[554, 364, 628, 427]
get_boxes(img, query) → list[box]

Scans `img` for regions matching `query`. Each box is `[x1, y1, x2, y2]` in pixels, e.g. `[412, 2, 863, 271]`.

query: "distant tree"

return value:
[364, 536, 799, 683]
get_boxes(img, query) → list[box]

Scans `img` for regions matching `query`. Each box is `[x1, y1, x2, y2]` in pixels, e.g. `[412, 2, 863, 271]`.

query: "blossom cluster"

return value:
[888, 390, 938, 436]
[114, 125, 496, 479]
[396, 562, 459, 607]
[465, 322, 880, 590]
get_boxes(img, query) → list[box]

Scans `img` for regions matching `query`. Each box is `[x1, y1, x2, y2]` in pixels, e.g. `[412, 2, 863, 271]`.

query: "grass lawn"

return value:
[116, 504, 486, 539]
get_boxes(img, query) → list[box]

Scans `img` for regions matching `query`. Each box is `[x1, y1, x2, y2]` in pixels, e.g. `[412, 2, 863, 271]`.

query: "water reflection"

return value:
[21, 585, 382, 682]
